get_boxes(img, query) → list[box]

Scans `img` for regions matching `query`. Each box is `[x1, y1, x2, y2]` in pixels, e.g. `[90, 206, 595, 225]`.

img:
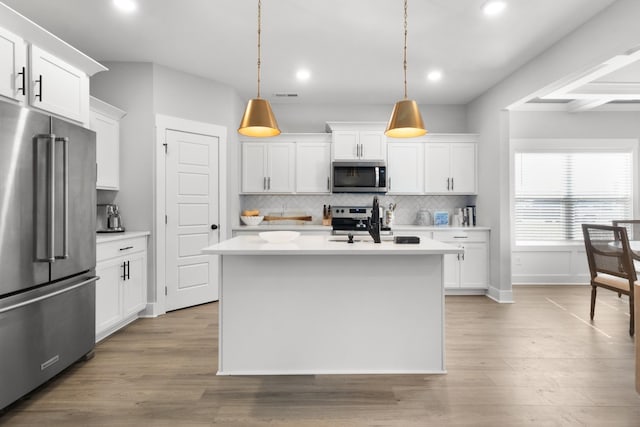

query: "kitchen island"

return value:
[202, 234, 462, 375]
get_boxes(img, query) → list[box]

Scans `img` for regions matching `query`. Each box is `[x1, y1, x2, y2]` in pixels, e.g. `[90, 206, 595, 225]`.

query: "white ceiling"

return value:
[2, 0, 629, 106]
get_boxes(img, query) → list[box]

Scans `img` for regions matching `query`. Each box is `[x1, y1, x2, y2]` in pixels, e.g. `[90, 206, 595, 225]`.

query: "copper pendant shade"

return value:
[238, 98, 280, 137]
[385, 0, 427, 138]
[238, 0, 281, 137]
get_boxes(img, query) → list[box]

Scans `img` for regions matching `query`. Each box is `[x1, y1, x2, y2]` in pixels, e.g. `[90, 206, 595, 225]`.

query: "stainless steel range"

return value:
[330, 206, 393, 238]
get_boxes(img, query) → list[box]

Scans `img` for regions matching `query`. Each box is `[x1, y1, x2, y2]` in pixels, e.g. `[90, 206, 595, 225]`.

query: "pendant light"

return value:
[238, 0, 281, 137]
[385, 0, 427, 138]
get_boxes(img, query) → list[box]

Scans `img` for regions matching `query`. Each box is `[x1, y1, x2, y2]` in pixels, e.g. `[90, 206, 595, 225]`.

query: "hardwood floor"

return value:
[2, 285, 639, 426]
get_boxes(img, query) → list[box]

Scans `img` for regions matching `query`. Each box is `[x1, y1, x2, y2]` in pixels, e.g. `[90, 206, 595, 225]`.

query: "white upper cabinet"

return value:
[30, 45, 89, 124]
[387, 142, 424, 194]
[90, 97, 126, 190]
[0, 6, 107, 125]
[0, 26, 26, 102]
[332, 130, 385, 160]
[241, 142, 295, 194]
[424, 139, 477, 195]
[296, 142, 331, 193]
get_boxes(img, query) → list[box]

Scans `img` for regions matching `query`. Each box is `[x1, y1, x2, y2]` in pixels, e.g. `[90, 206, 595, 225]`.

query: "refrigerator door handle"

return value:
[34, 133, 56, 262]
[0, 276, 98, 315]
[55, 137, 69, 259]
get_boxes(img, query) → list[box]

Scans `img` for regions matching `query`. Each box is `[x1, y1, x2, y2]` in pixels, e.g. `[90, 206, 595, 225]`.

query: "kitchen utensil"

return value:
[263, 215, 312, 222]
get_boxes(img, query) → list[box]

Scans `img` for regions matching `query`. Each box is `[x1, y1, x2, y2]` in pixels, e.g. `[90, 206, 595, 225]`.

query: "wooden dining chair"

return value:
[582, 224, 635, 336]
[612, 220, 640, 250]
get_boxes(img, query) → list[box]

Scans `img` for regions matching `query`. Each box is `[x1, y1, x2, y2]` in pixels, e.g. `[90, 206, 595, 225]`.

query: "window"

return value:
[514, 148, 633, 243]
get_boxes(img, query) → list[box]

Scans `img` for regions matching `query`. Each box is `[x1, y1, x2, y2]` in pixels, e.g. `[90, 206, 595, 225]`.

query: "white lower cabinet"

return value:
[433, 230, 489, 290]
[96, 235, 148, 342]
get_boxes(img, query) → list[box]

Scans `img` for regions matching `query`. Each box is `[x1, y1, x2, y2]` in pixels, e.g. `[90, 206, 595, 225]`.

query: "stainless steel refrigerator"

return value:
[0, 100, 97, 410]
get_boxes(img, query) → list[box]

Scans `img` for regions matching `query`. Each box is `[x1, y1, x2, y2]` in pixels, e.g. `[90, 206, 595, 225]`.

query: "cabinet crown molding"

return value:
[240, 133, 330, 143]
[325, 122, 387, 132]
[0, 4, 107, 75]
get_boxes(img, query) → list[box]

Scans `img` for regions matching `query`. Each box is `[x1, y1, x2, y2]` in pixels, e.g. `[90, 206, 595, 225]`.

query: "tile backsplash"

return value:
[240, 194, 477, 226]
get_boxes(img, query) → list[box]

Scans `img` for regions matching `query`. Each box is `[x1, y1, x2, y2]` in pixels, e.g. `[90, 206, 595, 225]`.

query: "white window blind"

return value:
[514, 151, 633, 242]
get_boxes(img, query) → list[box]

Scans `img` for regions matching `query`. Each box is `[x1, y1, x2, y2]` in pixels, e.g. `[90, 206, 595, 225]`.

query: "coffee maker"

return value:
[97, 204, 125, 233]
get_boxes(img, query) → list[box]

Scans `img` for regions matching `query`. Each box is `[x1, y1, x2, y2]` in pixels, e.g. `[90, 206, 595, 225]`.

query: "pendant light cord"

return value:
[256, 0, 262, 98]
[403, 0, 408, 100]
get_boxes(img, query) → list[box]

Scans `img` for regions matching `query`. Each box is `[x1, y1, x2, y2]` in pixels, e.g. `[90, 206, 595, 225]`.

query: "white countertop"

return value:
[233, 224, 490, 232]
[96, 231, 150, 244]
[202, 234, 462, 256]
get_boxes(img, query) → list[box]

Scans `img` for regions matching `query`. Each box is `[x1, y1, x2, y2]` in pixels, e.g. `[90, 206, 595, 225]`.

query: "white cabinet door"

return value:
[267, 143, 295, 192]
[387, 143, 423, 194]
[241, 142, 294, 193]
[424, 143, 451, 193]
[450, 143, 476, 194]
[241, 143, 268, 192]
[332, 131, 386, 160]
[122, 252, 147, 318]
[296, 142, 331, 193]
[459, 243, 488, 289]
[425, 142, 477, 194]
[359, 131, 385, 160]
[95, 258, 123, 335]
[91, 109, 120, 190]
[0, 27, 26, 102]
[30, 45, 89, 124]
[332, 131, 359, 160]
[442, 252, 460, 288]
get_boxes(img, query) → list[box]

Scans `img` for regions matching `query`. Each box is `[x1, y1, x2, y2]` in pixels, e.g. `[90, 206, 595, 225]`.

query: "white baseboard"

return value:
[487, 285, 514, 303]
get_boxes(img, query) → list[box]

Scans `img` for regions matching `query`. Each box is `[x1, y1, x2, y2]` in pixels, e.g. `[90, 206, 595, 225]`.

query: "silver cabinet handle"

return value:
[360, 143, 364, 158]
[447, 177, 450, 191]
[327, 177, 330, 191]
[388, 177, 391, 191]
[267, 176, 271, 190]
[451, 177, 454, 191]
[263, 176, 266, 190]
[55, 137, 69, 259]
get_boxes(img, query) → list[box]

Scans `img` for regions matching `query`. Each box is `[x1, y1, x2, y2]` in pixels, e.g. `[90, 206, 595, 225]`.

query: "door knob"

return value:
[211, 224, 218, 230]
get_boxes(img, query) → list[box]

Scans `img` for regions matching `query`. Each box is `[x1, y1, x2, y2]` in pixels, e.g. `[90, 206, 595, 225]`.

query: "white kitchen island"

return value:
[202, 234, 462, 375]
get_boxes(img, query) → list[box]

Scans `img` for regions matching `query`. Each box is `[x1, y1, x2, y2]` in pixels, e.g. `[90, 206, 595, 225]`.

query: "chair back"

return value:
[612, 220, 640, 241]
[582, 224, 637, 282]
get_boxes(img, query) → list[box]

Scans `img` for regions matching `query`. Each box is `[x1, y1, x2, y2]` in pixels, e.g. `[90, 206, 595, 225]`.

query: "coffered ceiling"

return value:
[3, 0, 637, 109]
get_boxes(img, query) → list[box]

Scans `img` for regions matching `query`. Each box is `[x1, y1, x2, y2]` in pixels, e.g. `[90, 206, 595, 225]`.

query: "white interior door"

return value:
[165, 129, 220, 311]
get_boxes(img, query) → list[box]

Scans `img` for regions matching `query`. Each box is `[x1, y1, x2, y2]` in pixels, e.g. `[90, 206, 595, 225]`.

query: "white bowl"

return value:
[259, 231, 300, 243]
[241, 215, 264, 226]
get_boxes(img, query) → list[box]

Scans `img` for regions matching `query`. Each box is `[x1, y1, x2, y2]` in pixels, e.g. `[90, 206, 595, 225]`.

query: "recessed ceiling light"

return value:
[482, 0, 507, 17]
[427, 70, 443, 82]
[296, 69, 311, 81]
[113, 0, 137, 13]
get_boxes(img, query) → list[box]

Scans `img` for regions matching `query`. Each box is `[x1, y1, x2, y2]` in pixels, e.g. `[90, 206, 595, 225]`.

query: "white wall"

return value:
[152, 63, 243, 239]
[91, 62, 244, 305]
[467, 0, 640, 302]
[272, 103, 467, 133]
[511, 110, 640, 139]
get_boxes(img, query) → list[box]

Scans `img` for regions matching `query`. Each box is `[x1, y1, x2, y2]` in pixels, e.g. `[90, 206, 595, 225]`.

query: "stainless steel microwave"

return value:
[332, 161, 387, 193]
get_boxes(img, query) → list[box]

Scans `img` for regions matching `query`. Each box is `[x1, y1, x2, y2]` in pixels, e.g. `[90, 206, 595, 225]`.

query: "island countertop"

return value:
[202, 234, 463, 256]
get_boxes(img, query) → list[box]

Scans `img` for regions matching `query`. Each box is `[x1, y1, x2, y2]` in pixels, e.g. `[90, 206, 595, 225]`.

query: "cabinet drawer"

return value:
[97, 237, 146, 262]
[433, 230, 488, 242]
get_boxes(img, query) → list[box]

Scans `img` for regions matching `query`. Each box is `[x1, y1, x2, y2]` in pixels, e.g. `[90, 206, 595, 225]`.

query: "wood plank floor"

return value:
[2, 285, 639, 426]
